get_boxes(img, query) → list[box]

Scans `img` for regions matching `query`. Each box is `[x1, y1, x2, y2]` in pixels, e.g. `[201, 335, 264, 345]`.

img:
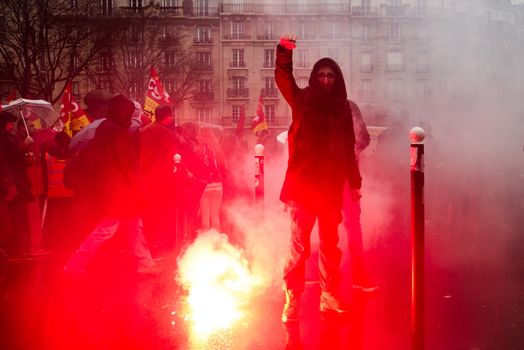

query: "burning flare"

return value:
[177, 230, 265, 337]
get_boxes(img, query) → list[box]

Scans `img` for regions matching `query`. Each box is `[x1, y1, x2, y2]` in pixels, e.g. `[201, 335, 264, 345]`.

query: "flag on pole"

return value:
[252, 94, 268, 135]
[236, 105, 245, 140]
[59, 83, 90, 137]
[143, 67, 171, 122]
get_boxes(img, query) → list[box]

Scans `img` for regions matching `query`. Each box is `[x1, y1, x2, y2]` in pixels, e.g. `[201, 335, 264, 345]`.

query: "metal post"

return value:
[254, 144, 265, 204]
[410, 126, 425, 350]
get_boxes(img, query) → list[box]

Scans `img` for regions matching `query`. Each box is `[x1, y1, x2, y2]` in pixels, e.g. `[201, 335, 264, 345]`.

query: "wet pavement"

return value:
[1, 231, 523, 350]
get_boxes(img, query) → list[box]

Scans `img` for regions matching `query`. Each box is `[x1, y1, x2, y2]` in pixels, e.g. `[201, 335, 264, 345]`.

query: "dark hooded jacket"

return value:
[275, 45, 362, 210]
[84, 95, 142, 217]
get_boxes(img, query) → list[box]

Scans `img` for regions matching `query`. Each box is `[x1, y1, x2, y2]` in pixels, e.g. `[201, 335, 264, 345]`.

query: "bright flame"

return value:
[177, 230, 265, 338]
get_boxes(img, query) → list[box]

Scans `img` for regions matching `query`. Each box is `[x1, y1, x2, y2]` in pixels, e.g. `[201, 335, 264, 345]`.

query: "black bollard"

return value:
[410, 127, 425, 350]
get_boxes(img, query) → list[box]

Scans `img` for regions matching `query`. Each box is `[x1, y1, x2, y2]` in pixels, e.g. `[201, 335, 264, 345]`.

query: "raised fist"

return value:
[280, 34, 297, 50]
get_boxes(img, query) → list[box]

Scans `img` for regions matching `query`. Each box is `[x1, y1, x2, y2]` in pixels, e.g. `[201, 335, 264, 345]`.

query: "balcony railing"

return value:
[230, 61, 246, 68]
[193, 37, 214, 44]
[358, 89, 375, 101]
[223, 33, 252, 40]
[221, 3, 351, 14]
[416, 64, 430, 73]
[385, 64, 405, 72]
[193, 91, 215, 101]
[194, 64, 213, 72]
[257, 33, 277, 40]
[360, 64, 374, 73]
[261, 88, 278, 98]
[385, 89, 406, 101]
[227, 88, 249, 98]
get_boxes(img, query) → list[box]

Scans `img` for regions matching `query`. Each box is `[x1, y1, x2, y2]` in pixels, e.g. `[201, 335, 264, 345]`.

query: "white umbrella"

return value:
[1, 98, 62, 145]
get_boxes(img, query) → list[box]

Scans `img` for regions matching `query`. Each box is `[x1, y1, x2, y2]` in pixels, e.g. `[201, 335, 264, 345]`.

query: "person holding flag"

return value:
[59, 83, 90, 137]
[251, 94, 268, 141]
[143, 67, 172, 123]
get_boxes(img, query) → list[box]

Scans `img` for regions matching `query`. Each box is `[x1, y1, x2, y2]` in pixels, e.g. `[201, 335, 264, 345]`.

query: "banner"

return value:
[59, 83, 90, 137]
[143, 67, 171, 122]
[252, 94, 268, 135]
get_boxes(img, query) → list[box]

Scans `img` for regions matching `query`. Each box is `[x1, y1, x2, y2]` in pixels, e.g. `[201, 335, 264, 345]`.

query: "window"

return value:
[263, 76, 276, 97]
[127, 25, 141, 41]
[98, 51, 112, 72]
[162, 0, 177, 6]
[165, 51, 176, 69]
[362, 79, 371, 91]
[417, 53, 430, 72]
[296, 77, 308, 88]
[129, 82, 139, 100]
[126, 50, 139, 68]
[196, 51, 211, 66]
[264, 104, 275, 123]
[232, 49, 245, 67]
[386, 51, 403, 71]
[232, 76, 245, 90]
[360, 52, 372, 72]
[297, 22, 309, 40]
[232, 104, 242, 123]
[164, 79, 177, 94]
[195, 0, 210, 16]
[417, 79, 431, 96]
[264, 76, 275, 91]
[199, 79, 211, 93]
[328, 48, 341, 64]
[262, 22, 275, 40]
[196, 26, 211, 43]
[161, 25, 176, 40]
[98, 78, 111, 91]
[297, 49, 309, 68]
[129, 0, 142, 7]
[263, 49, 275, 68]
[362, 22, 370, 41]
[100, 0, 112, 15]
[197, 108, 212, 123]
[387, 78, 404, 99]
[231, 21, 245, 39]
[328, 22, 341, 39]
[387, 22, 401, 41]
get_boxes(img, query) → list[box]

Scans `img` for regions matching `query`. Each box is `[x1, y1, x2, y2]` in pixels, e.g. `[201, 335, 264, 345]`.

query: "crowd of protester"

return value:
[0, 90, 253, 274]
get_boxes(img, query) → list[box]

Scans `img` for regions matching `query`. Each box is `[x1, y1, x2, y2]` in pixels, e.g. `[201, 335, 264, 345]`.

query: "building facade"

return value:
[1, 0, 522, 133]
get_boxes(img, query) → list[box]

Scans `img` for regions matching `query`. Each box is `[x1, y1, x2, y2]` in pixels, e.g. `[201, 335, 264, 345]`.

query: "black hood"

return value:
[308, 57, 347, 102]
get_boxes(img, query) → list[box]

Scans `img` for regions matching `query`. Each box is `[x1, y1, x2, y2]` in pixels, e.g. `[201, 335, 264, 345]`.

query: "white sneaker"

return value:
[320, 291, 350, 313]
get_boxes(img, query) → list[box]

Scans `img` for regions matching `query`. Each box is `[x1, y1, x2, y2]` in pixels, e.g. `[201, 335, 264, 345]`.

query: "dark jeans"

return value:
[283, 202, 342, 294]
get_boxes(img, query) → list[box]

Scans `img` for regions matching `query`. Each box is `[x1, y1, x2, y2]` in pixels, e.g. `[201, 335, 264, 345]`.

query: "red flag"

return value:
[143, 67, 171, 122]
[59, 83, 90, 137]
[236, 105, 245, 139]
[252, 94, 268, 135]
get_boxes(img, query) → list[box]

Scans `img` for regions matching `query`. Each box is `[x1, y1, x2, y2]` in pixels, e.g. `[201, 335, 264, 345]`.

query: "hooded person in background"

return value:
[64, 94, 156, 275]
[276, 34, 362, 323]
[139, 104, 179, 255]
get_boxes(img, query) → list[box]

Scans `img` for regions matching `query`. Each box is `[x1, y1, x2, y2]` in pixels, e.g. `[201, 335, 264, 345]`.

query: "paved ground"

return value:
[1, 230, 523, 350]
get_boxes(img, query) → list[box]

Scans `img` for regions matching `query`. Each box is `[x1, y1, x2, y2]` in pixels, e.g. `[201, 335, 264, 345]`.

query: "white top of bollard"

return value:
[254, 143, 265, 156]
[410, 127, 426, 143]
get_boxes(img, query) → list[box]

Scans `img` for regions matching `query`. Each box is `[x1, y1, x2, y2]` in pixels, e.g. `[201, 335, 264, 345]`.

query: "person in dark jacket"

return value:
[276, 34, 363, 323]
[140, 104, 179, 254]
[0, 111, 33, 257]
[64, 95, 155, 275]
